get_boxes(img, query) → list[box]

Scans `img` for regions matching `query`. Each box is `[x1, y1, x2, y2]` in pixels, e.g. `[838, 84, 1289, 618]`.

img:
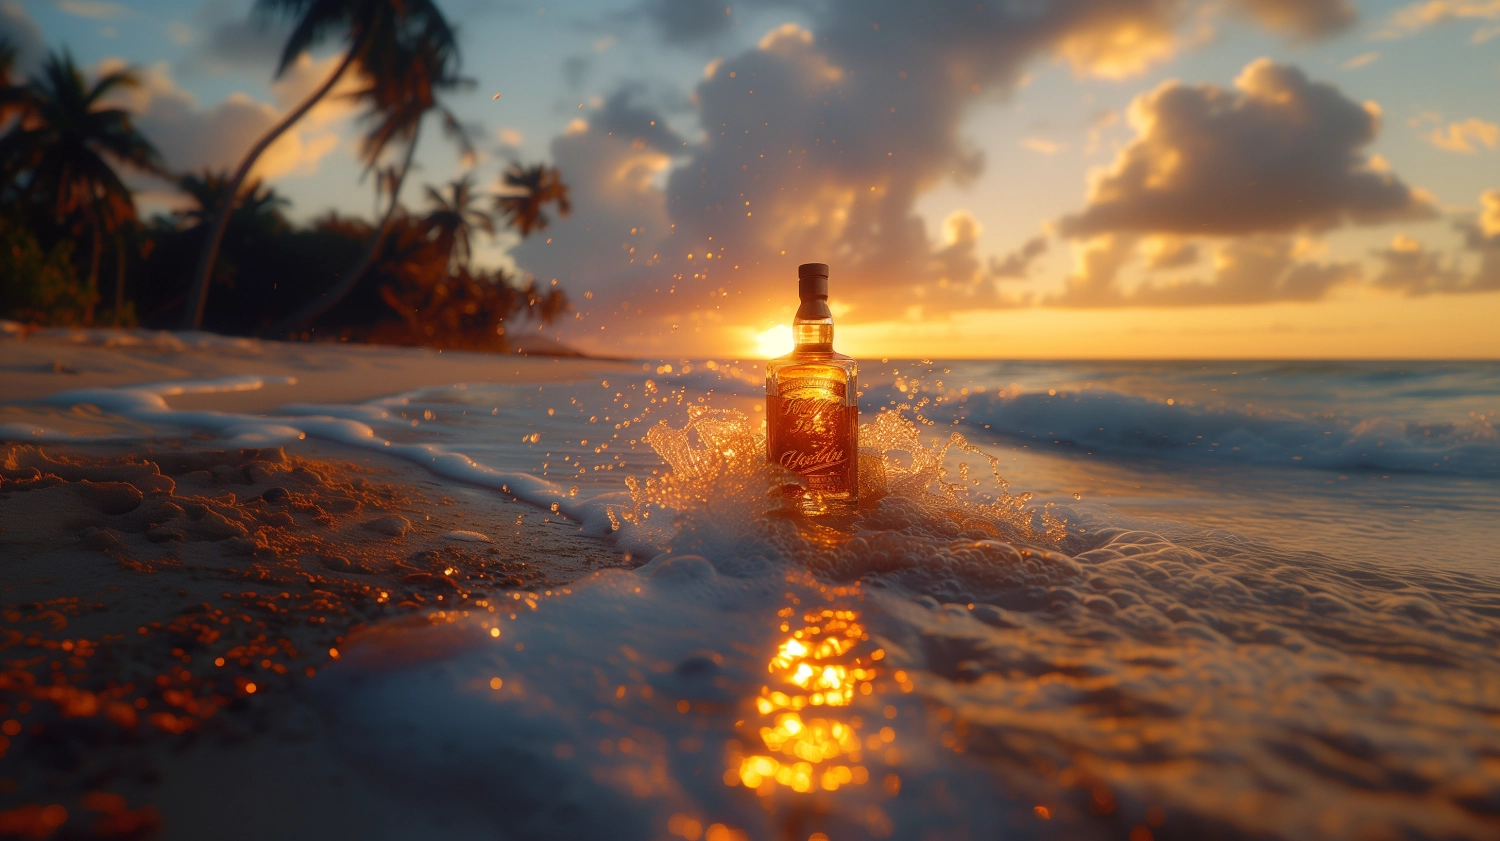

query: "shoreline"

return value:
[0, 438, 626, 839]
[0, 333, 637, 838]
[0, 329, 636, 412]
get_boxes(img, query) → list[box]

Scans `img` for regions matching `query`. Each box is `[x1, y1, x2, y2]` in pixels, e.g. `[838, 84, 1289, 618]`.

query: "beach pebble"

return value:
[131, 473, 175, 495]
[224, 537, 259, 556]
[441, 530, 491, 543]
[78, 527, 128, 554]
[145, 527, 184, 543]
[363, 515, 411, 537]
[188, 510, 247, 541]
[319, 554, 353, 571]
[244, 463, 278, 484]
[260, 487, 290, 504]
[322, 496, 359, 513]
[74, 481, 143, 515]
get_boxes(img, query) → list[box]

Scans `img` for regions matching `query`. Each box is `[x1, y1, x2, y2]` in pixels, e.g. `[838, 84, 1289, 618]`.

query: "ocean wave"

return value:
[316, 407, 1500, 841]
[895, 387, 1500, 476]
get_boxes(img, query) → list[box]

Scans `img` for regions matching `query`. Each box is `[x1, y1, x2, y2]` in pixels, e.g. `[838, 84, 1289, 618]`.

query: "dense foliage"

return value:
[0, 22, 574, 353]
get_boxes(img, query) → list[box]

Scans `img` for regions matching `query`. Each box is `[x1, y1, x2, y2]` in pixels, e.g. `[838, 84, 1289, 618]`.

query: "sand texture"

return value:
[0, 329, 630, 413]
[0, 442, 622, 839]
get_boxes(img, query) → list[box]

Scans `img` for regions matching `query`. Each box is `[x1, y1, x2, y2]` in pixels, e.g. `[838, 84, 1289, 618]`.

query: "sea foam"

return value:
[315, 405, 1500, 841]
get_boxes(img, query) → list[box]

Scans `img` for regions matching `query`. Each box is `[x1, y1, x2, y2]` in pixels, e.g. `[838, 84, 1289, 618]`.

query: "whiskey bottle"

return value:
[766, 263, 859, 510]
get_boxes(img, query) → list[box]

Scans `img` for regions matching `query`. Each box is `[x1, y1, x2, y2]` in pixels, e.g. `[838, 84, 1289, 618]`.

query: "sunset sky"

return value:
[6, 0, 1499, 358]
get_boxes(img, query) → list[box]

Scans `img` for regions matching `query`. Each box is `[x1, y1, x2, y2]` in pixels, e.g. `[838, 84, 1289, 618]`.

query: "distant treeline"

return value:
[0, 0, 574, 351]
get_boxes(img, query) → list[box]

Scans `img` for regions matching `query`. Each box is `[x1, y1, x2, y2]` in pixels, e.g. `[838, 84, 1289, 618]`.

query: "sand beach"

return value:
[1, 331, 629, 839]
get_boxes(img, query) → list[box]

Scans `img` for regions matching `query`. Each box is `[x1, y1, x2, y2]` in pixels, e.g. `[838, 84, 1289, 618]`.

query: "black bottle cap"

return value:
[795, 263, 832, 320]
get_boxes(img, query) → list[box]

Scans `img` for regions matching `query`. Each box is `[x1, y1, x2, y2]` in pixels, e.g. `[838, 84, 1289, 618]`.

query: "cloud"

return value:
[1050, 234, 1136, 307]
[1053, 235, 1359, 307]
[1373, 191, 1500, 296]
[1379, 0, 1500, 39]
[1480, 188, 1500, 238]
[1229, 0, 1356, 40]
[504, 93, 682, 350]
[1, 1, 45, 73]
[1139, 235, 1198, 269]
[1425, 117, 1499, 152]
[514, 3, 1400, 352]
[514, 2, 1204, 344]
[1341, 51, 1380, 69]
[55, 0, 126, 20]
[1373, 234, 1468, 295]
[1132, 238, 1359, 305]
[1058, 59, 1437, 239]
[990, 236, 1048, 279]
[104, 56, 354, 181]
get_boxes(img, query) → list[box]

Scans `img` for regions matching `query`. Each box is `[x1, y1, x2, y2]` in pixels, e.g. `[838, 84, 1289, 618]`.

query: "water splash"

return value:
[607, 405, 1065, 561]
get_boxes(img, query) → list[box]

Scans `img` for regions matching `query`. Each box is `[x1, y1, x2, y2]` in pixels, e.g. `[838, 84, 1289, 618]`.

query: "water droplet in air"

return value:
[1073, 493, 1081, 500]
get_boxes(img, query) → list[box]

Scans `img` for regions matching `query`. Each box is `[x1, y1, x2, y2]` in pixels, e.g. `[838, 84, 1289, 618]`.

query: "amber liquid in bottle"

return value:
[766, 264, 858, 511]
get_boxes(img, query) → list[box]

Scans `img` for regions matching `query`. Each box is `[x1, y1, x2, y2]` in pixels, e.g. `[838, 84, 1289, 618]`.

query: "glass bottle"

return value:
[765, 263, 859, 511]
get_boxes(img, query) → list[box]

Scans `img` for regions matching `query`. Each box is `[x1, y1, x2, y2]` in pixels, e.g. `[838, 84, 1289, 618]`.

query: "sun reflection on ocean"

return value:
[728, 591, 892, 797]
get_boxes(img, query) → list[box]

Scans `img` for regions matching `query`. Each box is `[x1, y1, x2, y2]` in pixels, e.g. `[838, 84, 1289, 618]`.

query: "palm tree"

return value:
[423, 175, 493, 273]
[0, 51, 163, 324]
[183, 0, 459, 330]
[494, 163, 570, 237]
[176, 169, 289, 295]
[273, 26, 472, 334]
[176, 170, 288, 229]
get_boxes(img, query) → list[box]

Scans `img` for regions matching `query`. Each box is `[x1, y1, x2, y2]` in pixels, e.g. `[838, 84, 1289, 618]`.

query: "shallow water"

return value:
[5, 357, 1499, 839]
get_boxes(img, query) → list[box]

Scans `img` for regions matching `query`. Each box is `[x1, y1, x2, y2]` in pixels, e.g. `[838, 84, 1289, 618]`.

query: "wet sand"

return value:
[0, 329, 633, 412]
[0, 332, 631, 839]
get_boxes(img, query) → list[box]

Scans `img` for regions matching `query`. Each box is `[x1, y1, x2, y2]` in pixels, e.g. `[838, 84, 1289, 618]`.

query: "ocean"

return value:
[8, 355, 1500, 839]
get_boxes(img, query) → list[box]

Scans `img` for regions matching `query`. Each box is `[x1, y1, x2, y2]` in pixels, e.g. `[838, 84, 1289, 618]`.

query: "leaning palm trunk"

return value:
[274, 134, 419, 335]
[113, 233, 126, 325]
[182, 45, 363, 331]
[85, 208, 102, 325]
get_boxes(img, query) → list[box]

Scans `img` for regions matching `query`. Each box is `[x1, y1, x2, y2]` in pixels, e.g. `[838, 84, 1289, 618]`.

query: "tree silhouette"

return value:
[274, 23, 471, 334]
[0, 50, 163, 324]
[494, 163, 570, 238]
[182, 0, 459, 330]
[176, 170, 288, 228]
[423, 175, 494, 273]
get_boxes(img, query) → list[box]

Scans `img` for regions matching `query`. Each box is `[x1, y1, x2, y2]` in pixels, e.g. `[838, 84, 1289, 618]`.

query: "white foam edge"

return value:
[7, 374, 656, 550]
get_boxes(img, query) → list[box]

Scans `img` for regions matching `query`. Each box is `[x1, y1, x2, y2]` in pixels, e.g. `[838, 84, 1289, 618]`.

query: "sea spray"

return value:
[600, 405, 1064, 567]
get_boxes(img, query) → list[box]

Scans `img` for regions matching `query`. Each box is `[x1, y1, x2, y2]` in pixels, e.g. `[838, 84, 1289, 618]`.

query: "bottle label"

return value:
[769, 379, 856, 495]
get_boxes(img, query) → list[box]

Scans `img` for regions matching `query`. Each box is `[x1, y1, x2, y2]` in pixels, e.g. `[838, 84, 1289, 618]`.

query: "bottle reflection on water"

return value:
[765, 263, 861, 513]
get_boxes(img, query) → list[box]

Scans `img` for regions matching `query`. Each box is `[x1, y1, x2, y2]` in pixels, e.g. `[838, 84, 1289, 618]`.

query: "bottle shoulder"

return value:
[766, 351, 858, 377]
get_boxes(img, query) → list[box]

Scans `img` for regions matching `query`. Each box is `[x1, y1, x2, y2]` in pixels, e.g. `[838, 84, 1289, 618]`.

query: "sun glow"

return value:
[754, 325, 794, 359]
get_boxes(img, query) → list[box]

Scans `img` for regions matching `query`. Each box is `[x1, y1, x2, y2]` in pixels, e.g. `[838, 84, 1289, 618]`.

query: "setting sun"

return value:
[754, 325, 794, 359]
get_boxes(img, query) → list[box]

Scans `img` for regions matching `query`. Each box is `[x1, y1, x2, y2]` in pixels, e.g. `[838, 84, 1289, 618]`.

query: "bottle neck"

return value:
[793, 318, 833, 351]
